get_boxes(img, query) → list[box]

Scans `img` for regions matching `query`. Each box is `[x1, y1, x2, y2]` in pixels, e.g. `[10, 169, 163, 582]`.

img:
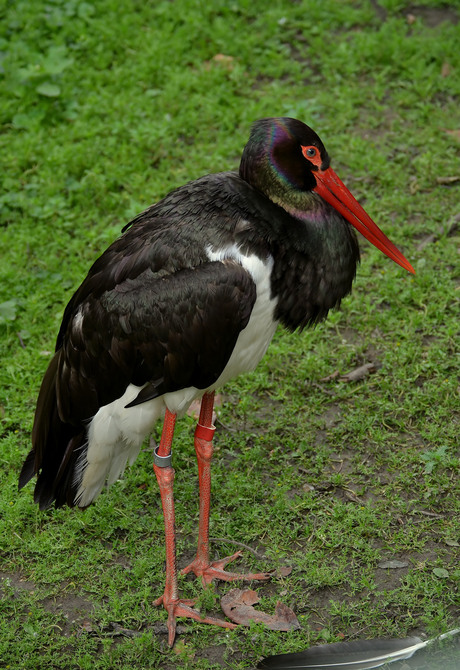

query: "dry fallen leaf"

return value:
[436, 176, 460, 185]
[441, 62, 451, 78]
[444, 128, 460, 142]
[221, 588, 300, 630]
[378, 560, 409, 569]
[340, 363, 376, 383]
[409, 178, 419, 195]
[213, 53, 234, 65]
[203, 54, 235, 71]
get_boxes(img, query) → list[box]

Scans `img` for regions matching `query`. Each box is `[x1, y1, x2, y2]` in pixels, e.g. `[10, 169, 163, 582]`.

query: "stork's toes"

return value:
[181, 550, 272, 586]
[154, 594, 237, 647]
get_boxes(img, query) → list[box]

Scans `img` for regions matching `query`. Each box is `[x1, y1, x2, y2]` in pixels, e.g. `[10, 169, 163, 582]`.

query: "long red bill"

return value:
[314, 167, 415, 274]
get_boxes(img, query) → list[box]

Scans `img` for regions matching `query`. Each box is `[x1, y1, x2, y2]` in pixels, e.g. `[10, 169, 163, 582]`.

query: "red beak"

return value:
[314, 167, 415, 274]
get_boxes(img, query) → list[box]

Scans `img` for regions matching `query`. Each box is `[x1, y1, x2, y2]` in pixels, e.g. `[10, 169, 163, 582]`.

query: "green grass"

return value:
[1, 0, 459, 668]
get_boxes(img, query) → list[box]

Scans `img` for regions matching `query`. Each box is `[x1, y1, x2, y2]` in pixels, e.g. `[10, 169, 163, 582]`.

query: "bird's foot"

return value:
[181, 550, 272, 586]
[154, 593, 237, 647]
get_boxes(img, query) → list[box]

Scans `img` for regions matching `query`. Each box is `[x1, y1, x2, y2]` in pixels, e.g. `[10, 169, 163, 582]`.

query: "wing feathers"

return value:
[257, 637, 426, 670]
[61, 260, 257, 419]
[20, 172, 276, 508]
[22, 257, 257, 508]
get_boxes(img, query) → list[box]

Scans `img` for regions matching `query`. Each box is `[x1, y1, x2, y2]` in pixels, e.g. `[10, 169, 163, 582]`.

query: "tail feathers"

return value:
[20, 411, 86, 510]
[35, 426, 86, 510]
[31, 351, 60, 454]
[19, 351, 87, 510]
[18, 450, 36, 490]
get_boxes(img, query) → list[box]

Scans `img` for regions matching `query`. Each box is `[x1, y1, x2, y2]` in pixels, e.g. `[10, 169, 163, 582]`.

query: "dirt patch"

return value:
[404, 4, 458, 27]
[370, 1, 459, 26]
[41, 591, 95, 634]
[1, 570, 96, 637]
[0, 570, 36, 594]
[320, 403, 343, 429]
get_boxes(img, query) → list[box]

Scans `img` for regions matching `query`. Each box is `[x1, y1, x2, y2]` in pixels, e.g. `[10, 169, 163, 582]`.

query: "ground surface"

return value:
[0, 1, 459, 668]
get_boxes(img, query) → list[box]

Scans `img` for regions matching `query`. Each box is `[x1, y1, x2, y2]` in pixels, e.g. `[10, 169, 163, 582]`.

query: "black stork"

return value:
[19, 117, 414, 646]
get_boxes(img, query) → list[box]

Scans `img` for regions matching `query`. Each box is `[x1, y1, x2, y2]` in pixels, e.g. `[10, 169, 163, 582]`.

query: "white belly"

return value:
[75, 245, 277, 507]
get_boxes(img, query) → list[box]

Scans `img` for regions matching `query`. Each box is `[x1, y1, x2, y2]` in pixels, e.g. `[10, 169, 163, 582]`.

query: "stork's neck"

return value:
[257, 189, 361, 332]
[239, 149, 339, 237]
[268, 188, 326, 225]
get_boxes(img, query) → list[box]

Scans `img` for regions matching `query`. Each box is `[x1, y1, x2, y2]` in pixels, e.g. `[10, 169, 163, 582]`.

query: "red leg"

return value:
[181, 392, 271, 586]
[153, 407, 236, 646]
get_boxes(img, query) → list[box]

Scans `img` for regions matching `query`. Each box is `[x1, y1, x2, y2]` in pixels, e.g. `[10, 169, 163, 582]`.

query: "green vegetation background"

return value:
[0, 1, 459, 668]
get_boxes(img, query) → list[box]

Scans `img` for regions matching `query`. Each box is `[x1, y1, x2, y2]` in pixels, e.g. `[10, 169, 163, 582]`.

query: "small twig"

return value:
[331, 458, 344, 474]
[107, 622, 140, 638]
[350, 624, 374, 638]
[319, 371, 340, 383]
[343, 488, 362, 504]
[414, 510, 445, 519]
[210, 537, 267, 560]
[215, 417, 239, 433]
[17, 332, 26, 349]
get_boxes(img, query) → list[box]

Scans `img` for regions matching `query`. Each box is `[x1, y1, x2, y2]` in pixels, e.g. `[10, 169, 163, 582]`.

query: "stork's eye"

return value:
[301, 144, 322, 168]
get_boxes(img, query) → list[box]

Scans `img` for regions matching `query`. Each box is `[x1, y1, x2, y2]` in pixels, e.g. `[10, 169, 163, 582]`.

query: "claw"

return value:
[182, 549, 272, 586]
[154, 593, 237, 646]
